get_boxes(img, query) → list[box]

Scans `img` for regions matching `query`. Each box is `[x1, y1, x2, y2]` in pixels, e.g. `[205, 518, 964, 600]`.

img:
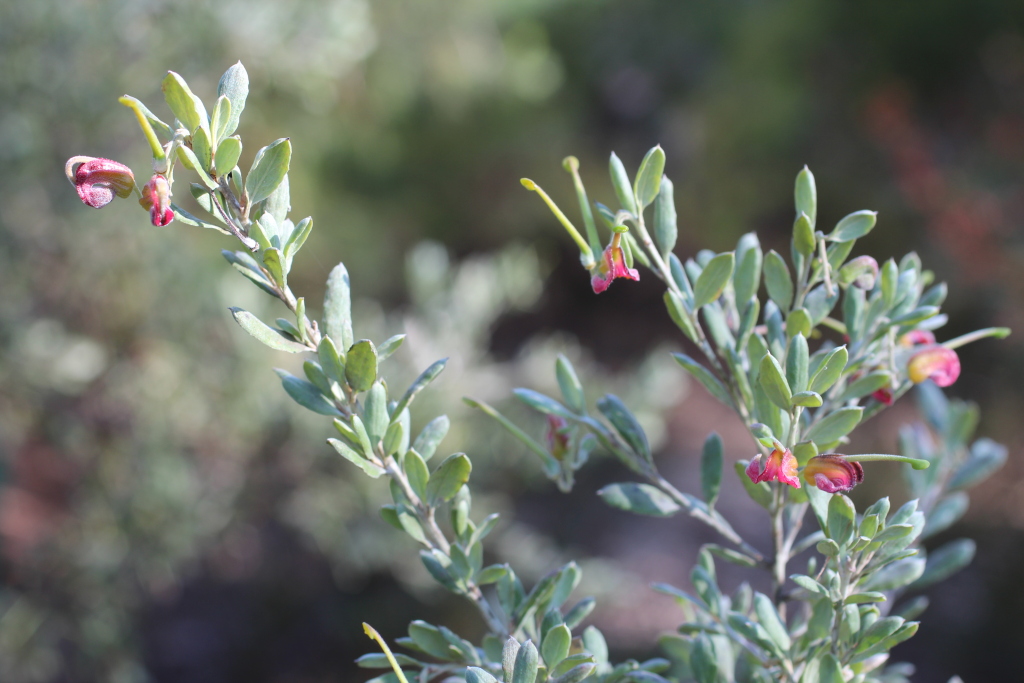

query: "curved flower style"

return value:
[802, 454, 864, 493]
[908, 345, 960, 387]
[591, 235, 639, 294]
[746, 448, 800, 488]
[139, 174, 174, 227]
[65, 156, 135, 209]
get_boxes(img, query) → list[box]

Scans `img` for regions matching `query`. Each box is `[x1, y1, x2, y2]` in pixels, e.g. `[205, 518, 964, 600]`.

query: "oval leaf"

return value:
[693, 252, 735, 308]
[229, 307, 309, 352]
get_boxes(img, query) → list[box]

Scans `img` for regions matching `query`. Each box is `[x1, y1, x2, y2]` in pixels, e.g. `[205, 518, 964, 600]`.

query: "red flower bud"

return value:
[871, 387, 894, 405]
[65, 156, 135, 209]
[907, 345, 960, 387]
[545, 415, 571, 461]
[899, 330, 936, 347]
[745, 448, 800, 488]
[139, 175, 174, 227]
[802, 454, 864, 493]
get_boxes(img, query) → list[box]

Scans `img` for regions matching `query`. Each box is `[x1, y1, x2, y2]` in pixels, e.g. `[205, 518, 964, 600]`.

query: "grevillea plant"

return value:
[66, 63, 1010, 683]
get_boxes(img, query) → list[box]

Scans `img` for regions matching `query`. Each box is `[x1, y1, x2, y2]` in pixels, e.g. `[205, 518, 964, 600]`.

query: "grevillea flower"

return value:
[907, 345, 960, 387]
[545, 415, 571, 461]
[591, 234, 639, 294]
[802, 454, 864, 493]
[900, 329, 936, 347]
[139, 174, 174, 226]
[746, 448, 800, 488]
[65, 156, 135, 209]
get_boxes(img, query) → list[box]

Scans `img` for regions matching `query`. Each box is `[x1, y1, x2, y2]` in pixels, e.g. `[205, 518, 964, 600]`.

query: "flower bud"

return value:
[745, 448, 800, 488]
[802, 454, 864, 493]
[544, 415, 571, 461]
[899, 329, 936, 347]
[907, 345, 960, 387]
[139, 175, 174, 226]
[837, 255, 879, 290]
[65, 156, 135, 208]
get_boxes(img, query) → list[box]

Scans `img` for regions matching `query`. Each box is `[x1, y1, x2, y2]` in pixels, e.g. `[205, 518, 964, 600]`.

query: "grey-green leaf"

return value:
[829, 210, 877, 242]
[609, 152, 637, 215]
[701, 432, 723, 507]
[633, 145, 666, 209]
[323, 262, 354, 350]
[808, 346, 848, 394]
[426, 453, 472, 506]
[596, 395, 651, 463]
[215, 136, 243, 177]
[274, 369, 341, 416]
[393, 359, 448, 418]
[598, 482, 681, 517]
[795, 166, 817, 227]
[805, 407, 863, 445]
[654, 175, 677, 257]
[229, 307, 309, 353]
[217, 61, 248, 137]
[555, 354, 586, 414]
[673, 353, 733, 407]
[161, 71, 207, 136]
[693, 253, 735, 308]
[413, 415, 450, 462]
[246, 138, 292, 205]
[758, 353, 792, 411]
[763, 250, 794, 310]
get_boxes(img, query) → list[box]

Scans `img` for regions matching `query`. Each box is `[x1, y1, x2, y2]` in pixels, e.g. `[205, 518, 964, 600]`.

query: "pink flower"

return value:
[591, 235, 639, 294]
[907, 346, 960, 387]
[900, 330, 936, 347]
[65, 156, 135, 208]
[139, 175, 174, 226]
[746, 448, 800, 488]
[545, 415, 571, 461]
[802, 454, 864, 493]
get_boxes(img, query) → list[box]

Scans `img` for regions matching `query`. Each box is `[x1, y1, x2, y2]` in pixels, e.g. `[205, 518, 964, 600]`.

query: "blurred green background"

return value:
[3, 0, 1024, 681]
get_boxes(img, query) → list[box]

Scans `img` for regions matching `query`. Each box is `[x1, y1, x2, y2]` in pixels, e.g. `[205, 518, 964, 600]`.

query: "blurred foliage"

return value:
[2, 0, 1024, 681]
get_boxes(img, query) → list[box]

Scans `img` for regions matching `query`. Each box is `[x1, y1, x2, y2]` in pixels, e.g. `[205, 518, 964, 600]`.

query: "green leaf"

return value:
[555, 355, 586, 414]
[786, 334, 809, 394]
[263, 173, 291, 225]
[862, 557, 926, 591]
[827, 494, 856, 546]
[753, 592, 791, 651]
[609, 152, 637, 215]
[701, 433, 723, 507]
[786, 307, 812, 339]
[217, 61, 248, 138]
[161, 71, 207, 136]
[829, 210, 877, 242]
[317, 336, 346, 384]
[654, 175, 677, 257]
[836, 371, 890, 402]
[793, 212, 815, 257]
[323, 262, 354, 351]
[261, 247, 286, 286]
[923, 492, 969, 540]
[791, 391, 823, 408]
[382, 420, 404, 456]
[210, 95, 232, 144]
[763, 250, 794, 310]
[229, 307, 309, 353]
[809, 346, 848, 394]
[214, 136, 242, 178]
[512, 640, 539, 683]
[363, 382, 389, 445]
[393, 359, 447, 418]
[191, 126, 212, 172]
[818, 654, 843, 683]
[672, 353, 732, 407]
[274, 369, 342, 416]
[329, 438, 385, 478]
[378, 334, 406, 361]
[805, 407, 863, 445]
[466, 667, 499, 683]
[758, 353, 792, 411]
[598, 483, 681, 517]
[549, 663, 596, 683]
[693, 253, 735, 308]
[596, 395, 651, 463]
[664, 291, 699, 342]
[345, 340, 378, 392]
[795, 166, 817, 227]
[513, 388, 577, 420]
[426, 453, 472, 506]
[542, 624, 572, 668]
[633, 145, 666, 209]
[403, 449, 429, 500]
[412, 415, 450, 462]
[246, 138, 292, 205]
[733, 233, 763, 304]
[284, 216, 313, 261]
[356, 653, 422, 669]
[949, 438, 1007, 490]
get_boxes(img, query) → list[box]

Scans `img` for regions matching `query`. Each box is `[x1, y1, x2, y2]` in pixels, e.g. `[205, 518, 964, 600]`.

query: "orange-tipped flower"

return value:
[907, 345, 960, 387]
[746, 448, 800, 488]
[802, 454, 864, 493]
[591, 235, 639, 294]
[65, 156, 135, 208]
[139, 174, 174, 226]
